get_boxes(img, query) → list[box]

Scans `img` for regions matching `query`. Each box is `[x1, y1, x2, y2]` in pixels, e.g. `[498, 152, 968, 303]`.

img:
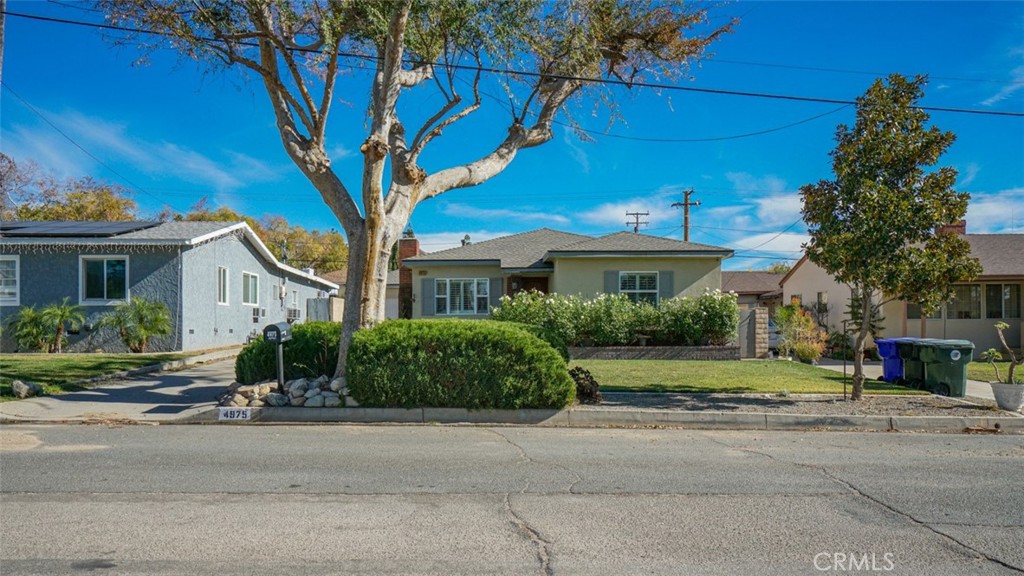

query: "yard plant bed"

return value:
[573, 359, 926, 395]
[585, 392, 1016, 418]
[0, 353, 186, 400]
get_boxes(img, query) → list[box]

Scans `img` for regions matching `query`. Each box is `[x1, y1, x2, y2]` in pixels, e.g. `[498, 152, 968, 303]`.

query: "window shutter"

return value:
[422, 279, 435, 317]
[604, 271, 618, 295]
[658, 270, 674, 302]
[489, 277, 503, 309]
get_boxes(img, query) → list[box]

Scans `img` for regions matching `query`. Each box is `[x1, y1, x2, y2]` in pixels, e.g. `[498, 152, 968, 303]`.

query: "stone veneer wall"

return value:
[569, 346, 740, 361]
[753, 307, 769, 359]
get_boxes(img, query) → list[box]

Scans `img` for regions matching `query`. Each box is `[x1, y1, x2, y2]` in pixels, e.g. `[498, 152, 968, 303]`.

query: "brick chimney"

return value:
[397, 227, 419, 319]
[938, 220, 967, 235]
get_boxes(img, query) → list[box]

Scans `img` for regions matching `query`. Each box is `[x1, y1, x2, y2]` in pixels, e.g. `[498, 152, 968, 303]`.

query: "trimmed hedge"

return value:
[235, 322, 341, 385]
[347, 319, 575, 409]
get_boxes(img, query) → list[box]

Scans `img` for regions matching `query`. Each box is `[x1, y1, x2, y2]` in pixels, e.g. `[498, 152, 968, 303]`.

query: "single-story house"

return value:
[721, 271, 784, 315]
[780, 227, 1023, 354]
[322, 228, 424, 320]
[402, 228, 734, 318]
[0, 220, 338, 353]
[323, 268, 401, 320]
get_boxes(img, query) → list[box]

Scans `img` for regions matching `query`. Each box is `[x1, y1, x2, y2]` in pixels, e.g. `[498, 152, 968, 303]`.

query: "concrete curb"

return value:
[175, 405, 1024, 433]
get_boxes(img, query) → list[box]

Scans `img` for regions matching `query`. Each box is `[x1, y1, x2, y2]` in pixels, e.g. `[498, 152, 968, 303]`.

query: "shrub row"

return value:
[490, 289, 740, 347]
[235, 321, 340, 385]
[347, 320, 575, 409]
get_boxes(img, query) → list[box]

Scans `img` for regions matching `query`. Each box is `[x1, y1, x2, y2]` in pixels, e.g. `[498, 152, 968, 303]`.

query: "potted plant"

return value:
[980, 322, 1023, 411]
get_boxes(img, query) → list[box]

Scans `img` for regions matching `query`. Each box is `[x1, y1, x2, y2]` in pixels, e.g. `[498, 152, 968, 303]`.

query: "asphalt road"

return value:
[1, 425, 1022, 576]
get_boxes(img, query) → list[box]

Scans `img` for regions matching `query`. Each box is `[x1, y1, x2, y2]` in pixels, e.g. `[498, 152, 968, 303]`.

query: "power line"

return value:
[708, 58, 1011, 85]
[4, 10, 1023, 118]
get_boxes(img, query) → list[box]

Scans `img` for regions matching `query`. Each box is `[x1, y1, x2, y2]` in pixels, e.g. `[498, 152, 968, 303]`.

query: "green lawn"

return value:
[968, 360, 1016, 383]
[572, 359, 927, 395]
[0, 353, 187, 401]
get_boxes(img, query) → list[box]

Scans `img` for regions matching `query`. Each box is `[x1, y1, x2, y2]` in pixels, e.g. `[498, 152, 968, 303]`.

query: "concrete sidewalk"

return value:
[0, 353, 234, 424]
[814, 358, 996, 401]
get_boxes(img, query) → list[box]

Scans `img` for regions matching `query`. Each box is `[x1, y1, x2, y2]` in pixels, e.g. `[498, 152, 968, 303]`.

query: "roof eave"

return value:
[403, 259, 503, 268]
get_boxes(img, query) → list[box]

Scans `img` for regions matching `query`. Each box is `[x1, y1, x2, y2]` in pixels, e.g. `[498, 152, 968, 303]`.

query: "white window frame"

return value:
[242, 271, 259, 306]
[619, 271, 659, 305]
[79, 255, 129, 306]
[434, 278, 489, 315]
[217, 266, 229, 306]
[0, 255, 20, 306]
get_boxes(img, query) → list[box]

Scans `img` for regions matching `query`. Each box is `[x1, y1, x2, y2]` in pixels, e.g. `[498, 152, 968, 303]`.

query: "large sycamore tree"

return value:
[98, 0, 733, 377]
[801, 74, 981, 400]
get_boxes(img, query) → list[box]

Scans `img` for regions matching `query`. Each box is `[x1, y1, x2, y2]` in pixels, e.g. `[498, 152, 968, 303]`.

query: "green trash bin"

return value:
[918, 339, 974, 397]
[896, 338, 939, 389]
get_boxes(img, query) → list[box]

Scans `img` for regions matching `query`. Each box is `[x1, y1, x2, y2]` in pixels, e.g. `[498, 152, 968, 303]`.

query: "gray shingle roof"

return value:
[119, 221, 239, 241]
[965, 234, 1024, 277]
[721, 271, 785, 294]
[404, 228, 592, 270]
[0, 220, 240, 243]
[547, 231, 732, 256]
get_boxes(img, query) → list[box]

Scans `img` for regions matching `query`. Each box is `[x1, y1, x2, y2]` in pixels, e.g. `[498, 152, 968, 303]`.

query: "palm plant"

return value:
[8, 305, 50, 352]
[40, 297, 86, 353]
[98, 297, 172, 353]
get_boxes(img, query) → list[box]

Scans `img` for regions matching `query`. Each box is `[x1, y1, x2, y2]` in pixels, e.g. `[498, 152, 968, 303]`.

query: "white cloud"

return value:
[3, 108, 284, 193]
[957, 163, 980, 188]
[731, 232, 810, 255]
[981, 49, 1024, 106]
[442, 203, 570, 225]
[966, 188, 1024, 233]
[414, 230, 514, 252]
[329, 145, 355, 162]
[577, 187, 680, 230]
[725, 172, 789, 195]
[562, 128, 591, 174]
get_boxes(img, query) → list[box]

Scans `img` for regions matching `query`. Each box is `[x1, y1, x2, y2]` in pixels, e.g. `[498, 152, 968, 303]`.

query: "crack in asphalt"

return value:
[486, 429, 555, 576]
[709, 436, 1024, 574]
[486, 428, 585, 494]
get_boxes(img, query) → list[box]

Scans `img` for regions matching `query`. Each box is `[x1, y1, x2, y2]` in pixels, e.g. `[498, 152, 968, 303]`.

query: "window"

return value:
[619, 272, 658, 305]
[946, 284, 981, 319]
[80, 256, 128, 304]
[0, 256, 19, 306]
[906, 302, 941, 320]
[434, 278, 489, 315]
[986, 284, 1021, 319]
[217, 267, 229, 305]
[242, 272, 259, 306]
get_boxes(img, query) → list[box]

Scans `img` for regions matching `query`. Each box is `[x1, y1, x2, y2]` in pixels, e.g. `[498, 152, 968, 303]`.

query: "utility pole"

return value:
[625, 211, 649, 234]
[671, 188, 701, 242]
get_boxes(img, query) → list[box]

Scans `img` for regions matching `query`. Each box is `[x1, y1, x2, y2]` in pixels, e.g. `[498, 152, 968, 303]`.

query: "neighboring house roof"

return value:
[322, 268, 400, 287]
[0, 220, 338, 290]
[403, 228, 732, 272]
[721, 271, 786, 295]
[780, 233, 1024, 286]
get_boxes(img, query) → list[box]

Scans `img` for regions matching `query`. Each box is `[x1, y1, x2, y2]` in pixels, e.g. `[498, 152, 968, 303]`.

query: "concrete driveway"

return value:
[0, 359, 235, 424]
[815, 358, 996, 400]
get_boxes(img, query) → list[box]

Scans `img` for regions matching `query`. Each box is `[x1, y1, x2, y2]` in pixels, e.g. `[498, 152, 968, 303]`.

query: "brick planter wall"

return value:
[569, 346, 740, 361]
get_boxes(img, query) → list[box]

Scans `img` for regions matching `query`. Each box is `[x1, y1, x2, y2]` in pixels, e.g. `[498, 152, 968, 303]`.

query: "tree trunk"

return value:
[850, 286, 873, 401]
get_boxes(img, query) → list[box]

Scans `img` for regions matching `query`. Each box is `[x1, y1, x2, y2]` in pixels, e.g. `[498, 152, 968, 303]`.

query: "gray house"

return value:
[0, 221, 338, 353]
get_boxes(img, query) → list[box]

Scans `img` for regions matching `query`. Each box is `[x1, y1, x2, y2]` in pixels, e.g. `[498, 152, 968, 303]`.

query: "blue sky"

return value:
[2, 1, 1023, 271]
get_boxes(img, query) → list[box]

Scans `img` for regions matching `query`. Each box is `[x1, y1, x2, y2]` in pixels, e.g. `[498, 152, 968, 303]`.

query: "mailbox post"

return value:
[263, 322, 292, 389]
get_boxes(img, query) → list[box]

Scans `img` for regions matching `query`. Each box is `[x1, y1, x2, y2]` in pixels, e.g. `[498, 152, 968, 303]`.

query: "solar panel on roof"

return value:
[0, 221, 161, 238]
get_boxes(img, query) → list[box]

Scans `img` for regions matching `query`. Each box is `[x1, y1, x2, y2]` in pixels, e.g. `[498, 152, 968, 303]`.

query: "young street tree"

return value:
[801, 74, 981, 400]
[98, 0, 734, 377]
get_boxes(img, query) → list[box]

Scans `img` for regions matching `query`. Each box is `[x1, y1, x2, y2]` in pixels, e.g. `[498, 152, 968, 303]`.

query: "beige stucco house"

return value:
[402, 228, 734, 318]
[780, 232, 1023, 355]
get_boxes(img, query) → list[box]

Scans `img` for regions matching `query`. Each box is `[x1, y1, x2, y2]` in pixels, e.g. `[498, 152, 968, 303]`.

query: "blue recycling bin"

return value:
[875, 338, 904, 383]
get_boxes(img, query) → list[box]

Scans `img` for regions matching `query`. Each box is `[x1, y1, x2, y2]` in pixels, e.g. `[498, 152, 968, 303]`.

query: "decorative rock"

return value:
[287, 379, 308, 396]
[314, 375, 329, 387]
[264, 393, 289, 407]
[304, 388, 321, 399]
[339, 386, 350, 397]
[11, 380, 36, 399]
[329, 378, 345, 392]
[248, 399, 265, 407]
[235, 384, 258, 398]
[265, 381, 280, 392]
[324, 396, 342, 408]
[257, 384, 272, 397]
[305, 395, 325, 408]
[321, 391, 339, 399]
[344, 396, 359, 407]
[230, 393, 247, 406]
[289, 396, 306, 407]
